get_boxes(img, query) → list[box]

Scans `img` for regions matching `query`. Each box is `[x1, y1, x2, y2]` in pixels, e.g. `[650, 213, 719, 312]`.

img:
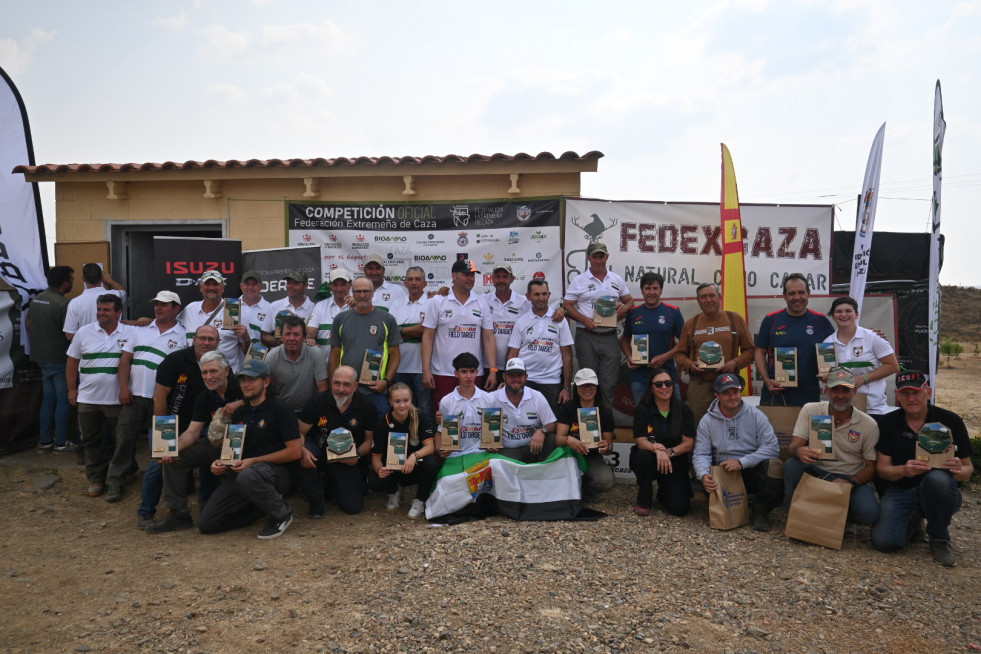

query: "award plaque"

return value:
[222, 298, 241, 327]
[915, 422, 954, 468]
[360, 349, 383, 383]
[151, 414, 179, 459]
[774, 347, 799, 387]
[697, 340, 725, 370]
[387, 431, 408, 470]
[592, 295, 618, 328]
[325, 427, 358, 462]
[246, 341, 268, 362]
[815, 343, 837, 375]
[219, 423, 246, 466]
[273, 310, 293, 340]
[441, 414, 461, 451]
[631, 334, 649, 364]
[577, 406, 601, 449]
[808, 414, 835, 460]
[480, 407, 502, 448]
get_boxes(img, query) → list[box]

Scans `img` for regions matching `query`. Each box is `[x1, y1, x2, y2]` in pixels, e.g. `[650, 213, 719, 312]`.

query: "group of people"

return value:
[25, 246, 973, 564]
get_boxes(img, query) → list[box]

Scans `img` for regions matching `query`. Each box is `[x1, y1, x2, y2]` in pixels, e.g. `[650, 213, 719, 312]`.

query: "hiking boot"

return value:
[633, 505, 651, 517]
[145, 510, 193, 534]
[87, 483, 104, 497]
[105, 484, 123, 503]
[309, 500, 325, 519]
[137, 514, 156, 531]
[36, 442, 54, 453]
[929, 540, 955, 567]
[750, 505, 772, 532]
[386, 491, 402, 510]
[407, 499, 426, 519]
[257, 514, 293, 540]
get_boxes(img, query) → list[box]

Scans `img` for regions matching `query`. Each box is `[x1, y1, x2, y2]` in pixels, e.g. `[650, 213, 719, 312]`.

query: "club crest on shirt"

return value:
[383, 293, 391, 301]
[658, 316, 666, 324]
[806, 326, 814, 335]
[369, 325, 378, 335]
[168, 339, 178, 349]
[117, 339, 128, 347]
[848, 430, 861, 443]
[258, 313, 266, 321]
[349, 418, 359, 427]
[853, 346, 864, 357]
[258, 419, 266, 428]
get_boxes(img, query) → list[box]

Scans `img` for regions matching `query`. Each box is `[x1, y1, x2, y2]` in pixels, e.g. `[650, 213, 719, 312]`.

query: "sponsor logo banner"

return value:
[154, 237, 242, 307]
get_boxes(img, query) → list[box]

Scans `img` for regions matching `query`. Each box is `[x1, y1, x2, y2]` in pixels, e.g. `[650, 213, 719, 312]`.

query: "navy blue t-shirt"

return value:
[755, 308, 834, 405]
[622, 303, 684, 385]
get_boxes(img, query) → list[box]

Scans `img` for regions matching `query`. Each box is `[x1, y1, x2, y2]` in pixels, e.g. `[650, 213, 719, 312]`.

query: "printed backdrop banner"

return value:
[564, 199, 833, 298]
[154, 237, 242, 308]
[242, 246, 323, 303]
[287, 199, 562, 291]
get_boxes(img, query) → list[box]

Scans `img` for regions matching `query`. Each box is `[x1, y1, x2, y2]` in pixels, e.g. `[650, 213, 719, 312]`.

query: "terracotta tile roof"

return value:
[13, 150, 603, 175]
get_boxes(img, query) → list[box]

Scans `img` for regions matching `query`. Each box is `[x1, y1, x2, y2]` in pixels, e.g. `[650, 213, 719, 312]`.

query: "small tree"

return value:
[940, 337, 964, 366]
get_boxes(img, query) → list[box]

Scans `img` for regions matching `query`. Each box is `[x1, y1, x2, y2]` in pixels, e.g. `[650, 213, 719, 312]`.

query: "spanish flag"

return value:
[720, 144, 751, 392]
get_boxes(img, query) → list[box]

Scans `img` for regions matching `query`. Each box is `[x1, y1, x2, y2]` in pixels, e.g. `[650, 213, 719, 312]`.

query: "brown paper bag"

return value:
[757, 404, 801, 461]
[708, 465, 750, 530]
[784, 473, 851, 549]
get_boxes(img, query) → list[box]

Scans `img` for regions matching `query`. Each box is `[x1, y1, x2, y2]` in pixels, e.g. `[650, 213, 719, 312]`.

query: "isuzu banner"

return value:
[287, 199, 562, 291]
[565, 199, 833, 298]
[154, 236, 242, 307]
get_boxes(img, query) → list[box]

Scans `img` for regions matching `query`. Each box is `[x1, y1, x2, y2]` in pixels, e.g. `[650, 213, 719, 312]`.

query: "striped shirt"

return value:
[123, 321, 187, 399]
[67, 321, 133, 405]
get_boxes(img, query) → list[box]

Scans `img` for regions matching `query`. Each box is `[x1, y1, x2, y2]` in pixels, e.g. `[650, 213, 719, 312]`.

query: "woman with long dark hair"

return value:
[555, 368, 615, 498]
[629, 368, 695, 516]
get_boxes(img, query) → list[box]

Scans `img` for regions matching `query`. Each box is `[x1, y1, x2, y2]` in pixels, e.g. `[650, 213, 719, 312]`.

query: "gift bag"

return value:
[708, 465, 750, 530]
[757, 403, 802, 461]
[784, 473, 851, 549]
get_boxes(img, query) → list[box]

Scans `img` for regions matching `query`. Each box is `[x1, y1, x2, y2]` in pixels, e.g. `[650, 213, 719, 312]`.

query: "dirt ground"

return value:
[1, 360, 979, 654]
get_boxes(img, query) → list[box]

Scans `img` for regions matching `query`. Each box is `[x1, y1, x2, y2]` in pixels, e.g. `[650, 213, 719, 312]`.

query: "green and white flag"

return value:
[426, 447, 587, 522]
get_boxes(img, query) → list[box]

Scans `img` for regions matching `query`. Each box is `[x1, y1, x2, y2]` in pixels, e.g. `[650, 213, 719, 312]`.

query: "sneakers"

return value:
[53, 443, 71, 454]
[257, 514, 293, 540]
[87, 483, 104, 497]
[105, 484, 123, 503]
[308, 500, 325, 519]
[36, 442, 54, 453]
[750, 505, 772, 532]
[929, 540, 956, 567]
[407, 499, 426, 519]
[145, 510, 193, 534]
[633, 505, 651, 517]
[137, 514, 156, 531]
[386, 491, 402, 510]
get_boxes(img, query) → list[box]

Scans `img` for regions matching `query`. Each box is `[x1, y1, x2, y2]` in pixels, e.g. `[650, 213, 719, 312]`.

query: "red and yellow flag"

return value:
[720, 144, 751, 392]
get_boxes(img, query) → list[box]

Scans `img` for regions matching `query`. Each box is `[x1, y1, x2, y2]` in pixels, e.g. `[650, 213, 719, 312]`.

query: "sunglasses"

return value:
[651, 380, 674, 389]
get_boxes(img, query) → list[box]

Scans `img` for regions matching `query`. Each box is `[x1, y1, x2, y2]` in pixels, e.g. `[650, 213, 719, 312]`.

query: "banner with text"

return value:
[564, 199, 833, 297]
[287, 199, 562, 292]
[154, 237, 242, 308]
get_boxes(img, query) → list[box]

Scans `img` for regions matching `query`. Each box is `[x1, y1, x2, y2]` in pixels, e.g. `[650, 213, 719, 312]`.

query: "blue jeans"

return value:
[394, 372, 433, 416]
[39, 363, 71, 446]
[784, 458, 880, 525]
[871, 470, 963, 550]
[360, 386, 390, 416]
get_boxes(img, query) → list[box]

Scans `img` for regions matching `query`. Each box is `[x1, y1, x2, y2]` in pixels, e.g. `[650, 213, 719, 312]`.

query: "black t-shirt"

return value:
[191, 381, 243, 426]
[156, 348, 206, 432]
[631, 400, 696, 450]
[299, 391, 378, 450]
[875, 404, 972, 491]
[229, 396, 300, 459]
[555, 402, 615, 440]
[372, 412, 436, 456]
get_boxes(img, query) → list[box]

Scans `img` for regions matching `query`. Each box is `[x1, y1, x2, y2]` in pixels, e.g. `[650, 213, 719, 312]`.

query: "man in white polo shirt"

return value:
[270, 270, 316, 325]
[392, 266, 433, 415]
[422, 258, 497, 408]
[109, 290, 187, 503]
[490, 358, 557, 463]
[66, 294, 133, 497]
[363, 254, 406, 311]
[506, 278, 574, 412]
[306, 268, 352, 367]
[238, 270, 276, 347]
[180, 271, 249, 373]
[436, 352, 492, 458]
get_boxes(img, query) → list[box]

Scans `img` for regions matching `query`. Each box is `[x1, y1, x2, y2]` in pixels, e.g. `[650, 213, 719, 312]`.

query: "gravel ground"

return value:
[1, 455, 978, 654]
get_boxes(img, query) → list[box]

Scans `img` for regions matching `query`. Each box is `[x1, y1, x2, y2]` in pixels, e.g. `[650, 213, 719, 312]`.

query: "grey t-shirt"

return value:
[330, 309, 403, 379]
[265, 344, 328, 412]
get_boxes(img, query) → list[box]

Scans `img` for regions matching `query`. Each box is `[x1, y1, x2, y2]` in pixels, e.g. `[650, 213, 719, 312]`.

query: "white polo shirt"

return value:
[123, 320, 187, 399]
[179, 300, 244, 374]
[490, 386, 556, 448]
[392, 294, 431, 375]
[825, 326, 895, 415]
[63, 287, 128, 335]
[422, 292, 493, 377]
[373, 280, 407, 311]
[507, 309, 574, 384]
[269, 296, 316, 322]
[437, 387, 492, 457]
[67, 321, 133, 405]
[564, 268, 629, 333]
[239, 296, 274, 343]
[480, 291, 529, 370]
[306, 298, 350, 365]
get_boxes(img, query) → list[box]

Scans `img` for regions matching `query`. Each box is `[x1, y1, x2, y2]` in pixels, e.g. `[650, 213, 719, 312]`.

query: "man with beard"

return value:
[297, 365, 377, 517]
[146, 350, 243, 534]
[785, 367, 880, 527]
[488, 358, 557, 463]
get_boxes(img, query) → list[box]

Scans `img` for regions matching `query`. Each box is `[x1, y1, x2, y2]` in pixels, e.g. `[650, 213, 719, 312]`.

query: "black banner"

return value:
[154, 236, 242, 308]
[242, 247, 323, 302]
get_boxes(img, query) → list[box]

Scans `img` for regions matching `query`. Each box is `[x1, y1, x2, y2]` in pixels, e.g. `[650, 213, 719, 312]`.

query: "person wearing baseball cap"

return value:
[784, 366, 881, 532]
[306, 268, 353, 366]
[692, 372, 783, 532]
[555, 367, 615, 499]
[562, 241, 633, 406]
[479, 262, 528, 376]
[179, 269, 248, 373]
[269, 269, 315, 323]
[871, 370, 974, 566]
[485, 357, 557, 463]
[363, 254, 406, 311]
[238, 270, 276, 348]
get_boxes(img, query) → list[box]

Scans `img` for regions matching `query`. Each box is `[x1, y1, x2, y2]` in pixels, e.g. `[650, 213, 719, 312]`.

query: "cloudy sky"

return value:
[3, 0, 979, 285]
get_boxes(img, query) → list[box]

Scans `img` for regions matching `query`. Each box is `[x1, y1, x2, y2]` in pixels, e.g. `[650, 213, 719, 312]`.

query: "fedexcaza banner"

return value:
[564, 199, 833, 298]
[242, 247, 322, 303]
[154, 237, 242, 307]
[287, 199, 562, 291]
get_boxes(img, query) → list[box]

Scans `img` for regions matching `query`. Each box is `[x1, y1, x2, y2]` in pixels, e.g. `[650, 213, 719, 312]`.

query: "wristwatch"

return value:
[667, 447, 676, 457]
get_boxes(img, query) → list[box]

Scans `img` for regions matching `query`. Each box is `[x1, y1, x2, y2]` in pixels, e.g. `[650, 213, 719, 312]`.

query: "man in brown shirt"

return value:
[674, 282, 755, 423]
